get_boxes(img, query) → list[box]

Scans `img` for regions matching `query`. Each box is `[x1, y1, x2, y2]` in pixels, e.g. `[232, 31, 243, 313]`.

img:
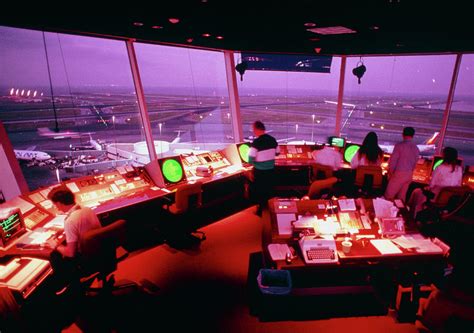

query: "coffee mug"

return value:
[342, 240, 352, 253]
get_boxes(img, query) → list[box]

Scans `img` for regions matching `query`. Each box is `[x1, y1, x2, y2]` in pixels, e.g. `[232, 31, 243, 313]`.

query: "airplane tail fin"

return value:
[171, 130, 182, 144]
[424, 132, 440, 145]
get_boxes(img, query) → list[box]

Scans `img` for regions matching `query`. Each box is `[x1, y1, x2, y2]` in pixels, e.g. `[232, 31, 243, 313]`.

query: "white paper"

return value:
[268, 243, 291, 260]
[370, 239, 403, 255]
[276, 213, 295, 235]
[65, 182, 80, 193]
[373, 197, 398, 218]
[43, 215, 66, 229]
[338, 199, 356, 211]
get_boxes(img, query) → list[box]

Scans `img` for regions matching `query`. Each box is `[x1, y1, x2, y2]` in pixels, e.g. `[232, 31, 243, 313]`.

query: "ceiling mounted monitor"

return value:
[241, 53, 332, 73]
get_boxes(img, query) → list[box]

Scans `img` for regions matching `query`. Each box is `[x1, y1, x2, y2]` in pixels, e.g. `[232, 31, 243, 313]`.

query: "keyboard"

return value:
[306, 247, 336, 261]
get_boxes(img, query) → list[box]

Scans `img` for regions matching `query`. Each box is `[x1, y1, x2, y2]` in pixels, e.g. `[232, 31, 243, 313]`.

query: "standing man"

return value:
[385, 127, 420, 201]
[249, 121, 280, 216]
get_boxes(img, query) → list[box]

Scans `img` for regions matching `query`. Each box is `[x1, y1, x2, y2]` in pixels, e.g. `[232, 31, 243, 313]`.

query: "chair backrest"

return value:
[171, 181, 203, 215]
[311, 163, 334, 180]
[354, 165, 383, 189]
[307, 177, 338, 199]
[79, 219, 127, 278]
[434, 186, 471, 208]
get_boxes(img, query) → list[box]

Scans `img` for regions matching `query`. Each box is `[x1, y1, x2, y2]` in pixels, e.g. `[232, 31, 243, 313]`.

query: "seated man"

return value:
[47, 185, 102, 291]
[311, 145, 343, 171]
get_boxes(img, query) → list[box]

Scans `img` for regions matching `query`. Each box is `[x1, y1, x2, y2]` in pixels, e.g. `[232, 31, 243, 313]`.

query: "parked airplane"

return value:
[14, 146, 52, 161]
[379, 132, 439, 154]
[37, 127, 82, 139]
[70, 135, 103, 151]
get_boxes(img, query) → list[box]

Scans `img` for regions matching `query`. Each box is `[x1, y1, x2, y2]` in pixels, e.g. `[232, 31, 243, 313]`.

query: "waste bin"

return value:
[257, 269, 292, 295]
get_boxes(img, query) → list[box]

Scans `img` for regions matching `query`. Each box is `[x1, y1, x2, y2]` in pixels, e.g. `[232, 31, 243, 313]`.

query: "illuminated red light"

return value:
[168, 18, 180, 24]
[151, 25, 163, 29]
[202, 33, 211, 37]
[216, 36, 224, 40]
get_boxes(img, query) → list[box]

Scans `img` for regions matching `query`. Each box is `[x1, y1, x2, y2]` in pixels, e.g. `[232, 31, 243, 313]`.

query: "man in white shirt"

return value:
[47, 185, 101, 293]
[311, 145, 343, 171]
[48, 186, 101, 258]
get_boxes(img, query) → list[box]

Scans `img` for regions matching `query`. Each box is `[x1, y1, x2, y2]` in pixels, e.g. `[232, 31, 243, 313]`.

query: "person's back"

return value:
[249, 121, 279, 216]
[312, 146, 342, 171]
[350, 151, 382, 168]
[430, 164, 463, 196]
[385, 127, 420, 201]
[250, 133, 278, 170]
[352, 131, 383, 169]
[65, 205, 102, 255]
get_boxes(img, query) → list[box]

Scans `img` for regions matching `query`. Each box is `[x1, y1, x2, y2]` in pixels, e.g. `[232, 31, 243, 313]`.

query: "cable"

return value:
[42, 31, 59, 133]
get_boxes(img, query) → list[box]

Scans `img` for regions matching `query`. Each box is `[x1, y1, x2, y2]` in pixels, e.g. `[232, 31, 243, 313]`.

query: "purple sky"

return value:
[1, 25, 473, 96]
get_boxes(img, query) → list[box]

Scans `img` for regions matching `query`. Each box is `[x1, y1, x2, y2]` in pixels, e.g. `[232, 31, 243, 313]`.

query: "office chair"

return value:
[78, 219, 138, 295]
[354, 165, 383, 197]
[306, 177, 338, 199]
[164, 181, 206, 247]
[311, 163, 334, 181]
[431, 185, 471, 209]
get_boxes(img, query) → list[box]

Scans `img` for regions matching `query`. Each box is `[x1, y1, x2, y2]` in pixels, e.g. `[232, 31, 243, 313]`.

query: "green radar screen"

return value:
[238, 144, 250, 163]
[162, 159, 184, 183]
[432, 158, 443, 171]
[344, 144, 360, 163]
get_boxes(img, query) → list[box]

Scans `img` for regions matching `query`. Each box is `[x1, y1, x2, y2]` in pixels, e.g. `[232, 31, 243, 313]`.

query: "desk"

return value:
[262, 198, 447, 301]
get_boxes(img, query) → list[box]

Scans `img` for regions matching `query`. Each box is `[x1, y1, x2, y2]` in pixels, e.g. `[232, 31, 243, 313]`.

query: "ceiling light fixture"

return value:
[186, 38, 194, 43]
[304, 22, 316, 27]
[133, 22, 144, 27]
[216, 36, 224, 40]
[151, 25, 163, 29]
[202, 33, 211, 37]
[168, 18, 180, 24]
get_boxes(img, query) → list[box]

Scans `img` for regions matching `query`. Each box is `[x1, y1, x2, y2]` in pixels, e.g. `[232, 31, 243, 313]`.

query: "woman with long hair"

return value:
[408, 146, 463, 216]
[351, 131, 384, 168]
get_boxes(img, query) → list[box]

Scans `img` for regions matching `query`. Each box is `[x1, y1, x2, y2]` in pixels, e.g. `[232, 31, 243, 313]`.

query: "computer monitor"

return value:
[158, 156, 187, 186]
[236, 142, 251, 164]
[0, 207, 26, 248]
[328, 136, 345, 148]
[343, 143, 361, 164]
[431, 155, 463, 172]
